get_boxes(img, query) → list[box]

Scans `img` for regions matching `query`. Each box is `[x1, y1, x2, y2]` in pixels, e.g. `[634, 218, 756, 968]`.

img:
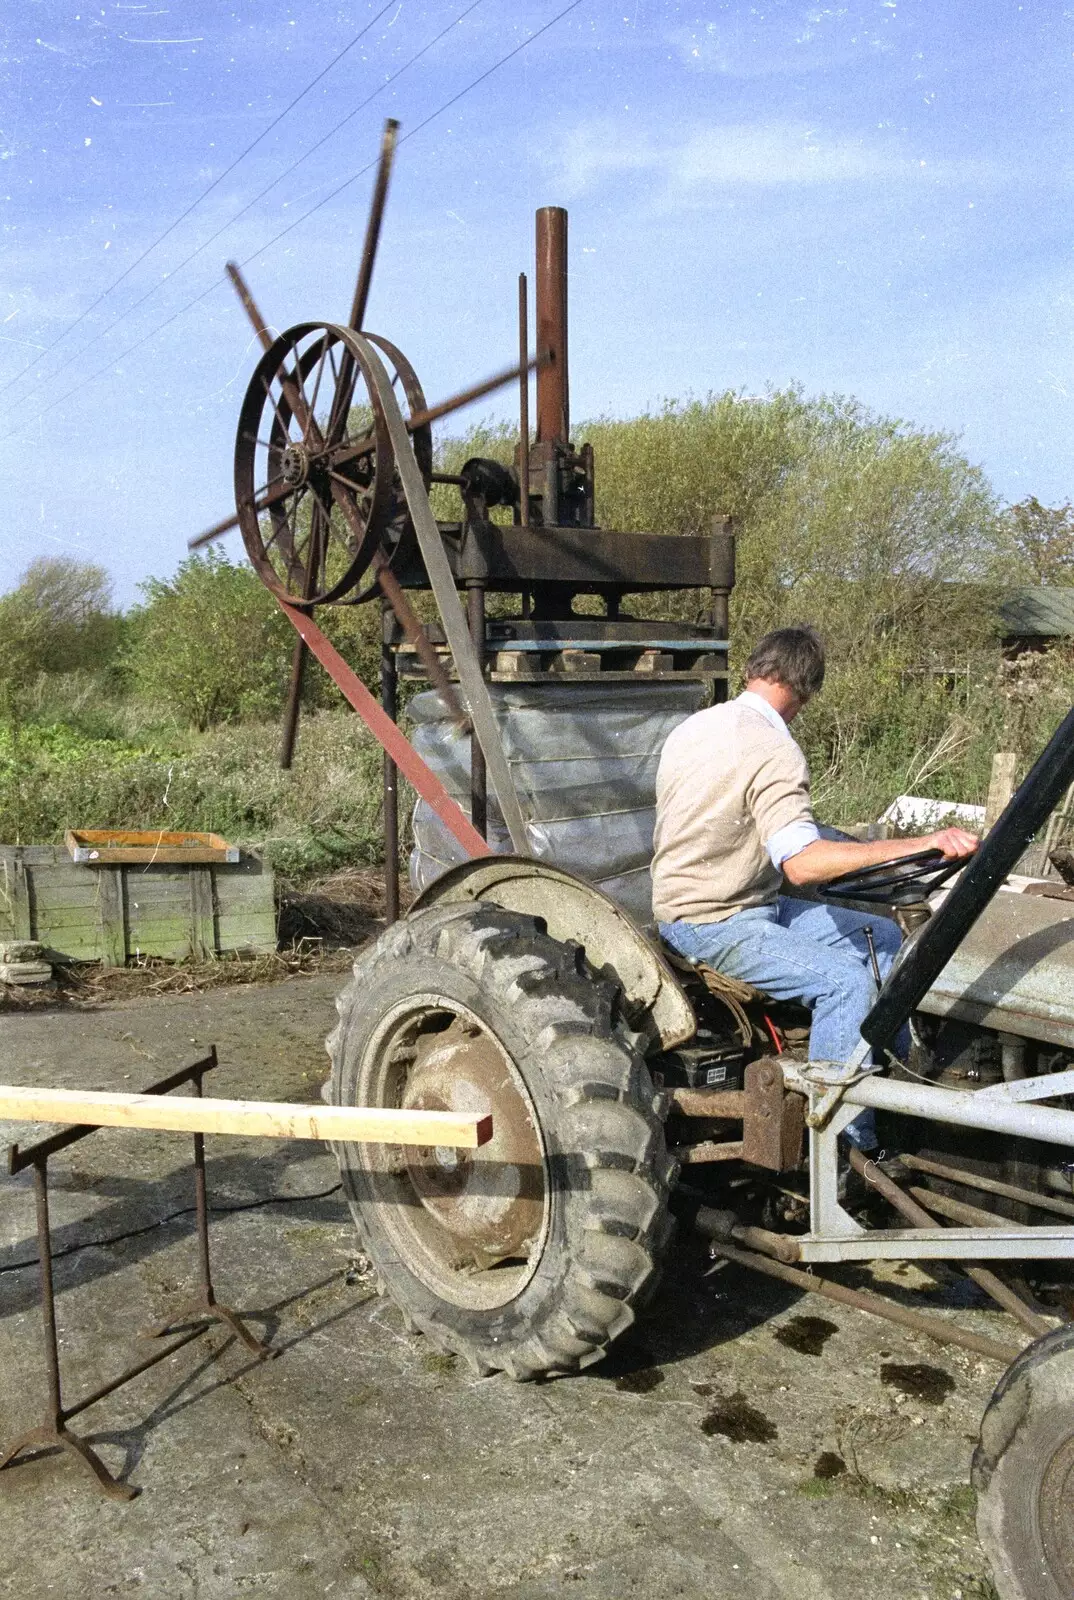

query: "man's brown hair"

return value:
[744, 625, 825, 701]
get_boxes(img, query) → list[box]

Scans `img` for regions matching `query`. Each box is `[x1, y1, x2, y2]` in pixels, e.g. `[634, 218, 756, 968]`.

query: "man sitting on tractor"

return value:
[652, 625, 978, 1142]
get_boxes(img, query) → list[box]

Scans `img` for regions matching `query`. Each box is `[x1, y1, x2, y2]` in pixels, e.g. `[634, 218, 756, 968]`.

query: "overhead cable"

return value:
[13, 0, 489, 411]
[0, 0, 399, 396]
[8, 0, 585, 443]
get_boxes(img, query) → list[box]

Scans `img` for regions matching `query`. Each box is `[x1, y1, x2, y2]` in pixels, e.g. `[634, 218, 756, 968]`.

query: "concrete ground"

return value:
[0, 970, 1011, 1599]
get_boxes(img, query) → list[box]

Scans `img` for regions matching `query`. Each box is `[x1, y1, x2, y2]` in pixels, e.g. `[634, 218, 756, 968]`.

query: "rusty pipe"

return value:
[535, 206, 568, 444]
[518, 272, 530, 526]
[902, 1152, 1074, 1221]
[708, 1239, 1023, 1365]
[849, 1149, 1049, 1337]
[692, 1203, 800, 1265]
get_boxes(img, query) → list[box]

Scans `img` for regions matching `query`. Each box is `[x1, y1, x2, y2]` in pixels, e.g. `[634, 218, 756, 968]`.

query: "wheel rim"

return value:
[1038, 1433, 1074, 1591]
[356, 995, 550, 1312]
[234, 322, 403, 606]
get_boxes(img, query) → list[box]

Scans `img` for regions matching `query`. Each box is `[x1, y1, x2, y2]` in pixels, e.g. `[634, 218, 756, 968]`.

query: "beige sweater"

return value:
[651, 696, 817, 924]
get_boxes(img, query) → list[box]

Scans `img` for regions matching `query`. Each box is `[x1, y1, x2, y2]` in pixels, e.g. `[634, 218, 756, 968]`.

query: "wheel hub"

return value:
[281, 441, 311, 487]
[401, 1019, 544, 1266]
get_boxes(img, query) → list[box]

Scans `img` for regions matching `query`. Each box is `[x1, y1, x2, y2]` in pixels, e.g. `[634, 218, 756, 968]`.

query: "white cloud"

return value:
[553, 120, 1003, 196]
[670, 5, 893, 80]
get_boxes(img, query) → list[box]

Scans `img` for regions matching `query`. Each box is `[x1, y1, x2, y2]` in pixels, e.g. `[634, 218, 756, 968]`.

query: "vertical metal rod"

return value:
[279, 635, 307, 769]
[467, 584, 488, 840]
[863, 926, 882, 988]
[534, 207, 569, 445]
[192, 1071, 215, 1309]
[349, 119, 399, 332]
[327, 118, 401, 446]
[381, 602, 400, 924]
[33, 1161, 64, 1428]
[518, 273, 530, 527]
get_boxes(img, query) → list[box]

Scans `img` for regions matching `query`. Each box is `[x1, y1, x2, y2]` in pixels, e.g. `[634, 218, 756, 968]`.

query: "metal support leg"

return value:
[381, 606, 400, 925]
[467, 582, 487, 840]
[279, 632, 308, 770]
[144, 1069, 274, 1360]
[0, 1160, 139, 1500]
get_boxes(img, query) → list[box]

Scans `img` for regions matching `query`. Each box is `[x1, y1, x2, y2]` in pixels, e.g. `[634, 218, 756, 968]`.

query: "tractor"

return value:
[192, 121, 1074, 1600]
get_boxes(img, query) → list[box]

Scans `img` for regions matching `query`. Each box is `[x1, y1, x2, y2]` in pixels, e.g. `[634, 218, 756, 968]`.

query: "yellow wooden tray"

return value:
[65, 829, 241, 865]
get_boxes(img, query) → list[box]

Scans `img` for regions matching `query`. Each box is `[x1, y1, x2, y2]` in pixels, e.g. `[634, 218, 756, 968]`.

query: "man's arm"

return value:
[781, 827, 979, 888]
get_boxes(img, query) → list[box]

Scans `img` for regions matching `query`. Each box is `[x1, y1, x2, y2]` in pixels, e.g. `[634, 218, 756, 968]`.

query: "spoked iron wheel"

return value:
[233, 321, 432, 606]
[327, 903, 676, 1379]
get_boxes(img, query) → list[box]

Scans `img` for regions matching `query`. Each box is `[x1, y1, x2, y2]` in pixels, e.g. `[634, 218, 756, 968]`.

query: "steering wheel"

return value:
[818, 848, 965, 905]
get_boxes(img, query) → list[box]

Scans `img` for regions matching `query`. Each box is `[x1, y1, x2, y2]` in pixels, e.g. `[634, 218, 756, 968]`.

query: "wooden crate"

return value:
[0, 845, 276, 966]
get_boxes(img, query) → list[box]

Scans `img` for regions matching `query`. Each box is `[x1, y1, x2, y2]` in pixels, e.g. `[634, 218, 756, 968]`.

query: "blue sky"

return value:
[1, 0, 1072, 604]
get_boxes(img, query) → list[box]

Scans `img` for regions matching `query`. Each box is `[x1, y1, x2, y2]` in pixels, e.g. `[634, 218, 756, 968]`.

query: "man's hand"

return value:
[782, 828, 980, 887]
[923, 827, 979, 861]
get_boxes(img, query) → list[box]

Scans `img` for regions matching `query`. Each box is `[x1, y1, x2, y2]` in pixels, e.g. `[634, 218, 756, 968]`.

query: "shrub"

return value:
[126, 549, 293, 729]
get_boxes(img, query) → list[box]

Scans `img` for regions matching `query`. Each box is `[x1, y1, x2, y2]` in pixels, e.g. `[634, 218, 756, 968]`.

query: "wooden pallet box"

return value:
[0, 845, 276, 966]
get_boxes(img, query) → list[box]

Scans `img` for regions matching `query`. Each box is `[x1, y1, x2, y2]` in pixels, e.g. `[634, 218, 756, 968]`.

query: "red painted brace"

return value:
[277, 602, 492, 862]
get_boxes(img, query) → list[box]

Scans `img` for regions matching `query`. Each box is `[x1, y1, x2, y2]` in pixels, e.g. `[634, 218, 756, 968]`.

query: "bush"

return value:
[126, 549, 294, 729]
[426, 394, 1031, 824]
[0, 710, 385, 874]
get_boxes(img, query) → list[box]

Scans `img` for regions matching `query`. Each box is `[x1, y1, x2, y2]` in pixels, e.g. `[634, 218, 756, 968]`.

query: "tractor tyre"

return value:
[327, 902, 675, 1380]
[972, 1323, 1074, 1600]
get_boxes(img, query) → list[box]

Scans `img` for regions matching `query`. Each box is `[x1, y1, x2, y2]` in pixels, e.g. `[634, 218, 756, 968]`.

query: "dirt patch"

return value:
[615, 1366, 665, 1394]
[700, 1391, 778, 1442]
[813, 1450, 848, 1480]
[773, 1314, 839, 1356]
[880, 1362, 956, 1405]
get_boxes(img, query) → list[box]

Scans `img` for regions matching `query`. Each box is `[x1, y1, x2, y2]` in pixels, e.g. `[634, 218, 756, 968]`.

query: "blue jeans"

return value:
[660, 898, 906, 1148]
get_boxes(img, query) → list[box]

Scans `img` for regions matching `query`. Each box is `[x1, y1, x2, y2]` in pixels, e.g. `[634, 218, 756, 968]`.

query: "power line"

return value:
[8, 0, 585, 444]
[0, 0, 399, 397]
[13, 0, 489, 414]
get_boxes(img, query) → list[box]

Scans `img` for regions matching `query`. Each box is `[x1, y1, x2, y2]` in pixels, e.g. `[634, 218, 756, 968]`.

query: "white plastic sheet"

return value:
[408, 680, 707, 924]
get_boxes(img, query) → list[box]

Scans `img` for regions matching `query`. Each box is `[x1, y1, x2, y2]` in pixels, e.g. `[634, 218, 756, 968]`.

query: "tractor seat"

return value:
[659, 944, 769, 1007]
[659, 942, 813, 1055]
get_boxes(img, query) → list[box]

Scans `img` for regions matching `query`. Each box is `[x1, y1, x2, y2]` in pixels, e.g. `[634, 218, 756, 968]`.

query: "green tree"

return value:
[0, 557, 121, 712]
[12, 557, 121, 670]
[127, 550, 293, 729]
[1000, 496, 1074, 585]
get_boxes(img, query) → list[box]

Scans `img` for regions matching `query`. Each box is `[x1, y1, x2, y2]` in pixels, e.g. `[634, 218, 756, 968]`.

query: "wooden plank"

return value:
[0, 846, 62, 867]
[0, 855, 32, 940]
[33, 883, 109, 909]
[97, 868, 127, 967]
[0, 1085, 494, 1148]
[985, 751, 1018, 830]
[215, 859, 276, 955]
[127, 876, 194, 906]
[214, 922, 277, 956]
[190, 868, 215, 959]
[66, 829, 240, 864]
[31, 908, 104, 934]
[33, 930, 102, 963]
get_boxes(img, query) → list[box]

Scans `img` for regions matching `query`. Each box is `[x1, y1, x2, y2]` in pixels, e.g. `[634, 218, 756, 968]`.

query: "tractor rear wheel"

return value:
[973, 1324, 1074, 1600]
[327, 903, 675, 1379]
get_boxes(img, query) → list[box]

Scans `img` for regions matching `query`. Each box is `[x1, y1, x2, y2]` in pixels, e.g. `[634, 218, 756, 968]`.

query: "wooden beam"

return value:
[0, 1086, 493, 1148]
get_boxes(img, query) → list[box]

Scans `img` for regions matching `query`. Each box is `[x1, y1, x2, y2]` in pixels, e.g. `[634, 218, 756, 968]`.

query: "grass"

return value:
[4, 647, 1074, 885]
[0, 706, 387, 883]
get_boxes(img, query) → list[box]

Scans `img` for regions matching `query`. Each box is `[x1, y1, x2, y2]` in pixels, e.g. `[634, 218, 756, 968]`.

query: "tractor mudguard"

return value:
[411, 856, 696, 1052]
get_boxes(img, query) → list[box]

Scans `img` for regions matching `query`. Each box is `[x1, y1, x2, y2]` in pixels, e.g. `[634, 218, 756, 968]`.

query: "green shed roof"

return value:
[999, 587, 1074, 638]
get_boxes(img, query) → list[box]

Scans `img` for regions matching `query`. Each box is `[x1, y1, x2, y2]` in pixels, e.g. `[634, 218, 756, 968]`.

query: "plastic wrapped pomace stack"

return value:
[408, 680, 707, 927]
